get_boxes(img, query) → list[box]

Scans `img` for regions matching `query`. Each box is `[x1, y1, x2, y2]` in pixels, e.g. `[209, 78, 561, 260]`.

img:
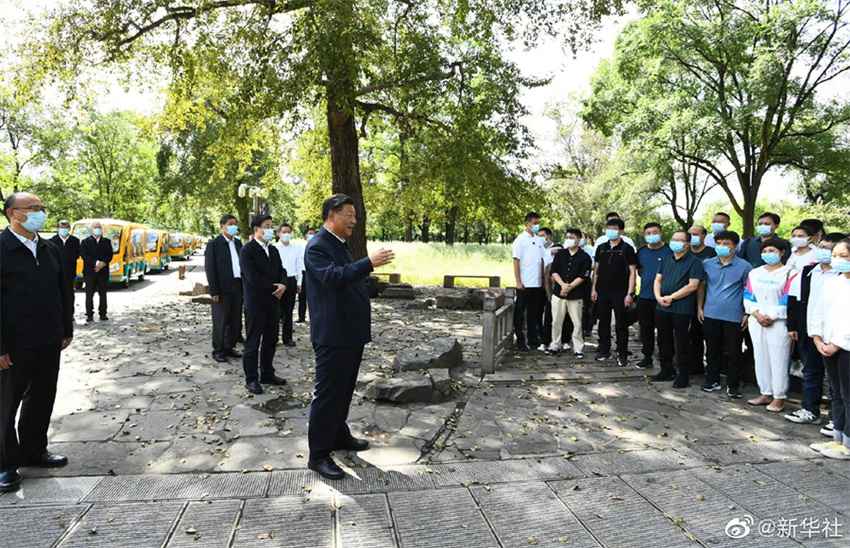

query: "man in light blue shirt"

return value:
[697, 230, 752, 398]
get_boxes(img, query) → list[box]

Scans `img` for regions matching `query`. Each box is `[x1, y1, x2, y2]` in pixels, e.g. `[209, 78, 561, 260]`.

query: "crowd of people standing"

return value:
[512, 210, 850, 461]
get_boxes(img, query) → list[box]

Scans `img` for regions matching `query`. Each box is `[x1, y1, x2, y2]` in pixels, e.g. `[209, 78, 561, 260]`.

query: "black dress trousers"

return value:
[308, 345, 364, 461]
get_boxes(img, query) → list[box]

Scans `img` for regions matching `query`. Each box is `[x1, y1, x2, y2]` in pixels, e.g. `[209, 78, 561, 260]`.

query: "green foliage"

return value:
[583, 0, 850, 236]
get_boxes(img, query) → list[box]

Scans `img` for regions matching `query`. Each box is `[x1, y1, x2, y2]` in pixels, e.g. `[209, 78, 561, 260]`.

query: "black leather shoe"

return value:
[24, 452, 68, 468]
[672, 375, 690, 389]
[308, 458, 345, 480]
[99, 316, 109, 321]
[213, 353, 229, 363]
[338, 438, 370, 452]
[260, 375, 287, 386]
[0, 469, 21, 493]
[226, 349, 242, 358]
[650, 371, 676, 382]
[245, 381, 264, 395]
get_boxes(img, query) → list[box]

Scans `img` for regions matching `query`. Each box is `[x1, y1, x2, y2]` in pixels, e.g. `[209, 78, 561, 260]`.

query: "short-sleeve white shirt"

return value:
[512, 231, 545, 288]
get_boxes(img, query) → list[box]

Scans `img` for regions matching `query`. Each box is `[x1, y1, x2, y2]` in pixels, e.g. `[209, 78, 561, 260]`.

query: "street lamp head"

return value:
[237, 183, 248, 198]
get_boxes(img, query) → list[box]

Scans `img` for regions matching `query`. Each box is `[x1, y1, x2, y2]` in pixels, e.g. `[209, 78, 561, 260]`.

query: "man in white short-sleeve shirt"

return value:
[512, 212, 546, 351]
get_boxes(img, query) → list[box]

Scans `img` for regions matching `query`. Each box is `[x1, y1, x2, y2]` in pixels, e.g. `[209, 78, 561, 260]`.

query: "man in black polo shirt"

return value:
[592, 218, 637, 366]
[652, 230, 705, 388]
[548, 229, 592, 358]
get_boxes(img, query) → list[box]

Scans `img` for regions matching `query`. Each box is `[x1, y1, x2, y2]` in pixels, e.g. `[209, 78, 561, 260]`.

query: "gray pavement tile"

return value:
[83, 472, 269, 502]
[689, 439, 816, 465]
[754, 460, 850, 516]
[24, 441, 171, 477]
[165, 499, 242, 548]
[0, 476, 102, 506]
[389, 487, 498, 548]
[549, 476, 696, 548]
[0, 504, 86, 548]
[231, 496, 334, 548]
[470, 481, 600, 547]
[58, 500, 184, 548]
[428, 459, 542, 487]
[268, 466, 437, 497]
[569, 447, 705, 476]
[693, 465, 846, 547]
[621, 469, 798, 548]
[49, 410, 130, 442]
[338, 494, 397, 548]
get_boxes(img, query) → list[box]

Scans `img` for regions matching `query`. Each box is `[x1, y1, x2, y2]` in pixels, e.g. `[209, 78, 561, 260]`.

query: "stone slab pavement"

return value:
[3, 255, 847, 546]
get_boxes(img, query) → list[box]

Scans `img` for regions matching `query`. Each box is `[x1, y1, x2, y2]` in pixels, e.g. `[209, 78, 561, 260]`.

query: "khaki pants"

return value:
[550, 295, 584, 353]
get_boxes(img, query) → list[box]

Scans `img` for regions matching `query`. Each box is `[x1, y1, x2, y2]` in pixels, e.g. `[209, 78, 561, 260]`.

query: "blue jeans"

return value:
[800, 337, 826, 416]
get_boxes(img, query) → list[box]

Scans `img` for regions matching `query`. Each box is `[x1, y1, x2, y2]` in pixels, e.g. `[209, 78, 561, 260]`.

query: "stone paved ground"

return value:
[1, 255, 847, 547]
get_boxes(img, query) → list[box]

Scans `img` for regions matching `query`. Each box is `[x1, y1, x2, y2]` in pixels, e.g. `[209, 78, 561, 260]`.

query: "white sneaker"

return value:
[784, 409, 818, 424]
[547, 343, 562, 353]
[821, 421, 835, 437]
[537, 344, 547, 352]
[821, 444, 850, 460]
[810, 440, 842, 453]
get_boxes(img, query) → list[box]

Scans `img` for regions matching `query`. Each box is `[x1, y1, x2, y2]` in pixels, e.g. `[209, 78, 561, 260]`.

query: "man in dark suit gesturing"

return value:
[305, 194, 394, 480]
[240, 214, 288, 395]
[79, 221, 114, 322]
[49, 219, 81, 316]
[205, 214, 243, 363]
[1, 193, 73, 493]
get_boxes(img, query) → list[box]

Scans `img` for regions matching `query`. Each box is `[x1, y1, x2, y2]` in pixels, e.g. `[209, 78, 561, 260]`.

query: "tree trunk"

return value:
[462, 223, 469, 243]
[420, 215, 431, 243]
[741, 188, 757, 238]
[445, 206, 458, 246]
[404, 215, 414, 242]
[326, 89, 368, 259]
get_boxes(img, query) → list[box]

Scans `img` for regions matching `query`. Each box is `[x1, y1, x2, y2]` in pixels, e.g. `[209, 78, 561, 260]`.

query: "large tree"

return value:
[27, 0, 623, 257]
[583, 0, 850, 236]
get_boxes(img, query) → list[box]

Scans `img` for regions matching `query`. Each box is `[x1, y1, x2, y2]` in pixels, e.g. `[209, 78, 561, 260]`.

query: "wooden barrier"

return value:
[443, 274, 501, 289]
[372, 272, 402, 284]
[480, 288, 515, 374]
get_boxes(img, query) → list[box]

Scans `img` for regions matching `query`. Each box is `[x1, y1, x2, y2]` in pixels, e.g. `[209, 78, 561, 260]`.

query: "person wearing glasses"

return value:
[304, 194, 394, 480]
[79, 220, 114, 322]
[1, 193, 74, 493]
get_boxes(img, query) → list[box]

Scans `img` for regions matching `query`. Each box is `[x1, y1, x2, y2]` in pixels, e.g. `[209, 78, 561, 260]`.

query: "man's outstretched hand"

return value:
[369, 249, 395, 268]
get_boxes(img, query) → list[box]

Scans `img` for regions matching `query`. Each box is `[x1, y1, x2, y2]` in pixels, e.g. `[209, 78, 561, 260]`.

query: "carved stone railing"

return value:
[480, 288, 515, 374]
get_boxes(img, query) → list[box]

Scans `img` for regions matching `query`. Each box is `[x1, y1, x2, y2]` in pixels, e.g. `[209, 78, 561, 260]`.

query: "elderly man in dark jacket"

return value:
[304, 194, 394, 480]
[0, 192, 74, 493]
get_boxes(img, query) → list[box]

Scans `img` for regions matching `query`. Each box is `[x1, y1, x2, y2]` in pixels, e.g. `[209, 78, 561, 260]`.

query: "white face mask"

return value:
[564, 238, 577, 248]
[280, 233, 292, 242]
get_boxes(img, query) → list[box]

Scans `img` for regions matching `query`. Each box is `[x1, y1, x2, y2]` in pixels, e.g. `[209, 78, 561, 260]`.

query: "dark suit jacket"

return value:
[205, 234, 243, 296]
[49, 234, 81, 282]
[239, 239, 286, 312]
[304, 228, 374, 348]
[80, 235, 114, 276]
[0, 228, 73, 354]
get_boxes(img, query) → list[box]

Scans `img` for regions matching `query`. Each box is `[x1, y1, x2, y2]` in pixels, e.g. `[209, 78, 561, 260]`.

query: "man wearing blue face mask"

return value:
[79, 220, 114, 323]
[704, 212, 731, 248]
[240, 214, 288, 395]
[512, 211, 546, 352]
[592, 217, 638, 366]
[738, 212, 791, 267]
[593, 212, 636, 250]
[651, 231, 705, 388]
[49, 220, 81, 317]
[205, 214, 244, 363]
[635, 222, 671, 369]
[1, 192, 74, 493]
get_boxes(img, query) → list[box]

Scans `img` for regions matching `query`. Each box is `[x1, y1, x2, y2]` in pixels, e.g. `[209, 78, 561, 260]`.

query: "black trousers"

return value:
[596, 292, 628, 357]
[308, 345, 364, 461]
[704, 317, 742, 390]
[0, 345, 61, 470]
[242, 304, 279, 383]
[514, 287, 545, 347]
[825, 350, 850, 442]
[84, 271, 108, 318]
[211, 279, 243, 355]
[279, 276, 298, 343]
[63, 277, 76, 317]
[637, 297, 658, 359]
[542, 294, 553, 346]
[582, 294, 594, 336]
[298, 274, 307, 322]
[689, 316, 706, 374]
[656, 310, 692, 379]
